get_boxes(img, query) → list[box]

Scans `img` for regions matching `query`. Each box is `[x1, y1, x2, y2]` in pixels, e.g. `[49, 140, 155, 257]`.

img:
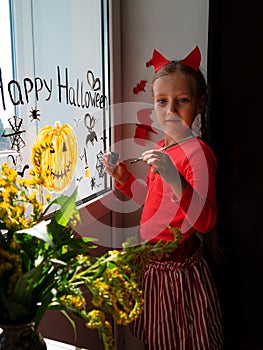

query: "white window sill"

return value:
[45, 338, 88, 350]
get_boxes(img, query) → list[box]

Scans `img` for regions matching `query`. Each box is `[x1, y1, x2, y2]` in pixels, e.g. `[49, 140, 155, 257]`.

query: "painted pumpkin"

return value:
[32, 121, 78, 192]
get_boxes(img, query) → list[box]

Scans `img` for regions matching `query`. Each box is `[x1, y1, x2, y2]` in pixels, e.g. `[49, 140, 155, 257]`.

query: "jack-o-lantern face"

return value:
[33, 121, 78, 192]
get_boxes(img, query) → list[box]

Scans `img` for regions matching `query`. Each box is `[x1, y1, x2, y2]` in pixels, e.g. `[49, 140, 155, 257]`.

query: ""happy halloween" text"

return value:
[0, 66, 107, 110]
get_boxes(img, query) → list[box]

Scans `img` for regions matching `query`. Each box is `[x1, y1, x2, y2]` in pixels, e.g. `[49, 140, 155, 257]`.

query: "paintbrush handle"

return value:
[129, 143, 177, 164]
[129, 135, 194, 165]
[159, 142, 178, 151]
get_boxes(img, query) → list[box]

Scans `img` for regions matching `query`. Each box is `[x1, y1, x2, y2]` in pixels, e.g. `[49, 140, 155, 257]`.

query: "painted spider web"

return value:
[2, 116, 26, 152]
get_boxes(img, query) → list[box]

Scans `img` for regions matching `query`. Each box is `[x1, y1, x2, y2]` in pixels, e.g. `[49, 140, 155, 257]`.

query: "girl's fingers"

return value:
[104, 165, 114, 175]
[142, 150, 166, 166]
[103, 154, 118, 176]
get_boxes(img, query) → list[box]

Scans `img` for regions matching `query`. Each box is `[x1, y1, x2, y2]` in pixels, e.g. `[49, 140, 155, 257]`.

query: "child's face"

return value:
[153, 71, 205, 139]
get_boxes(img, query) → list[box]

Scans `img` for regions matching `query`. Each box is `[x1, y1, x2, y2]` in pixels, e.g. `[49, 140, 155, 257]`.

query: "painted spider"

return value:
[29, 108, 40, 121]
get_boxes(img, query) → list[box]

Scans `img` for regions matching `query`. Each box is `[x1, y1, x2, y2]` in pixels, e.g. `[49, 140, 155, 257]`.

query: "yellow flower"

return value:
[0, 202, 10, 210]
[108, 250, 119, 257]
[85, 309, 105, 328]
[60, 294, 86, 310]
[44, 194, 52, 202]
[2, 185, 18, 203]
[1, 163, 18, 182]
[85, 310, 115, 350]
[13, 204, 26, 217]
[0, 178, 7, 187]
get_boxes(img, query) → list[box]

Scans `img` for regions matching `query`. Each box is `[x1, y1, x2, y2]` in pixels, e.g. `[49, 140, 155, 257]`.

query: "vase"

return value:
[0, 322, 47, 350]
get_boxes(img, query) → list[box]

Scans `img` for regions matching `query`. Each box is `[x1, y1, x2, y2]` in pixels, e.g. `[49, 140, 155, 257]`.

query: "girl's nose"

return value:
[167, 101, 178, 114]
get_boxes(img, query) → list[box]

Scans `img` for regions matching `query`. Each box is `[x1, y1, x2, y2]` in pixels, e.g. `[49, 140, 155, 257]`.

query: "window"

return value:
[0, 0, 111, 204]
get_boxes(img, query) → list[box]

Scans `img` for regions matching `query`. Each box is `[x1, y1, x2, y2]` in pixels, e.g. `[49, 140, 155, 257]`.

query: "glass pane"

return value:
[5, 0, 111, 204]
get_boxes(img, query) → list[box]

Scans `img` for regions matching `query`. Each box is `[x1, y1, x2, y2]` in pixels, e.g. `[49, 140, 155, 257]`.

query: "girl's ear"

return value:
[196, 94, 206, 115]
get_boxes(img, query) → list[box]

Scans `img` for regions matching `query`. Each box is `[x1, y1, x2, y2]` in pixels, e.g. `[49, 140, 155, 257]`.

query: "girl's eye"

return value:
[178, 97, 189, 103]
[156, 98, 167, 105]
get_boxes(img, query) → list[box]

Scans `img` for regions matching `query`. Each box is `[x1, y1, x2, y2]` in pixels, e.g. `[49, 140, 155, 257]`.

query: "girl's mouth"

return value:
[165, 118, 181, 123]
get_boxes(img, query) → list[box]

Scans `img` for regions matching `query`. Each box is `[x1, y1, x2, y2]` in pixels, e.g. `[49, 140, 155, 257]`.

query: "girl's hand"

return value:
[103, 154, 130, 185]
[142, 149, 187, 197]
[142, 149, 176, 182]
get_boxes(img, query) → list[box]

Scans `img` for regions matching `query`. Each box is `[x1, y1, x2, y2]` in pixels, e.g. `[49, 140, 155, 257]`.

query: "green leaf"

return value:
[34, 287, 54, 328]
[42, 195, 70, 217]
[12, 264, 46, 305]
[51, 188, 78, 227]
[91, 262, 107, 280]
[60, 310, 77, 339]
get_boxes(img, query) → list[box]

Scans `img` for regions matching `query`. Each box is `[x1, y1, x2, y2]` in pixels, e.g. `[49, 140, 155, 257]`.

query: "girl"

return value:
[104, 46, 224, 350]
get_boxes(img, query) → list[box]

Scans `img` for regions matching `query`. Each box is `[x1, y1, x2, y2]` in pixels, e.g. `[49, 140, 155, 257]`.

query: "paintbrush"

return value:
[130, 135, 194, 164]
[130, 143, 177, 164]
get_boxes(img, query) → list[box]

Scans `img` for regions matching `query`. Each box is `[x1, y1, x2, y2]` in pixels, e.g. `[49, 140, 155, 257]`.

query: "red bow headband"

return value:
[146, 46, 201, 73]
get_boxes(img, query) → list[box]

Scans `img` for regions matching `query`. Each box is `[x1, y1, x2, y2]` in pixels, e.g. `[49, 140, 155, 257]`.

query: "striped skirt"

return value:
[130, 249, 224, 350]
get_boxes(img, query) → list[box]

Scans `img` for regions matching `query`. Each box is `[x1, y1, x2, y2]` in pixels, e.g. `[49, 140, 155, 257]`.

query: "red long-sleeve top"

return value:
[116, 137, 217, 243]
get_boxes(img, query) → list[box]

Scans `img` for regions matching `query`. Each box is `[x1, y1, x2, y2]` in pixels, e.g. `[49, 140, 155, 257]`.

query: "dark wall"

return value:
[208, 1, 263, 349]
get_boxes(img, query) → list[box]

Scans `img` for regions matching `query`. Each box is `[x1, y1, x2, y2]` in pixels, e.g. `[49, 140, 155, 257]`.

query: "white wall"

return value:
[120, 0, 209, 104]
